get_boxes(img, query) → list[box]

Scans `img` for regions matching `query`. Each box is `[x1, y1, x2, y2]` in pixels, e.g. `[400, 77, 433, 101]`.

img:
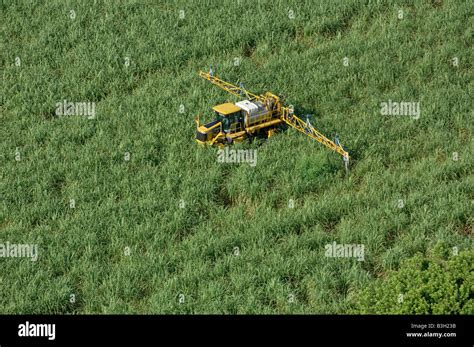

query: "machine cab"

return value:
[195, 103, 243, 144]
[212, 103, 243, 133]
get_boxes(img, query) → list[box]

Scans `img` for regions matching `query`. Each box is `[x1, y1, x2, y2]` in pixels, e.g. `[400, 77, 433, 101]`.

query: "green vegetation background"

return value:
[1, 0, 472, 313]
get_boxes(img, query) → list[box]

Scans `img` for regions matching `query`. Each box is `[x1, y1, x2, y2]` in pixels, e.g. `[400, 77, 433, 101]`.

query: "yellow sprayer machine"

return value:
[195, 69, 350, 170]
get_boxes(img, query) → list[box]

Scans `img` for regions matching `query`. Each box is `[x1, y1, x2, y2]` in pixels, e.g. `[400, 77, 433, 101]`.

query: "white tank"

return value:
[235, 100, 270, 125]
